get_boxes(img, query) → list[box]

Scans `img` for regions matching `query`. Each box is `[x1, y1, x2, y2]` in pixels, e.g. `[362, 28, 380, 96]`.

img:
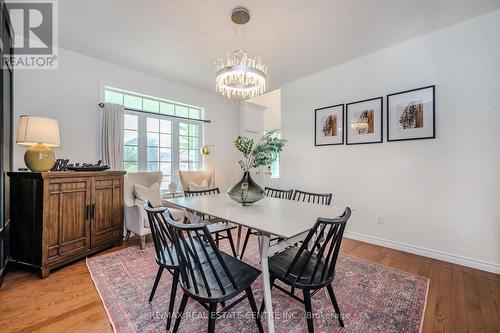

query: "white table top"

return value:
[167, 193, 347, 239]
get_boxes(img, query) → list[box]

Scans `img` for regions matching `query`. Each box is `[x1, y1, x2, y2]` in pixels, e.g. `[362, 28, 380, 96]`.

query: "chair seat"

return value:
[268, 246, 333, 289]
[205, 221, 237, 234]
[180, 245, 261, 303]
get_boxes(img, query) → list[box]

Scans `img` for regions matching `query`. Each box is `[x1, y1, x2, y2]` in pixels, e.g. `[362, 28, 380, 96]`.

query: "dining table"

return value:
[167, 193, 347, 333]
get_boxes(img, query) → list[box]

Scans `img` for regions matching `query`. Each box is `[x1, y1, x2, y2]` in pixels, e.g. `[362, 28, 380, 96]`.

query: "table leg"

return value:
[236, 225, 242, 256]
[258, 232, 275, 333]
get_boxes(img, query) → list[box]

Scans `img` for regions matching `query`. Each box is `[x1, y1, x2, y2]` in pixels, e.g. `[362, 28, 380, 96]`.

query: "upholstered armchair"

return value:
[179, 170, 214, 192]
[124, 171, 186, 249]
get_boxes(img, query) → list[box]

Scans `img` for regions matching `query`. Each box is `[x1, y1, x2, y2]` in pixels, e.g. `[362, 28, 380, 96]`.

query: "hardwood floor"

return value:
[0, 236, 499, 333]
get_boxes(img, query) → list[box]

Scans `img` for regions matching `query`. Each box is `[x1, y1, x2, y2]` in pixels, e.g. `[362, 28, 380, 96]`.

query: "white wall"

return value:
[280, 10, 500, 273]
[14, 47, 242, 191]
[248, 89, 281, 131]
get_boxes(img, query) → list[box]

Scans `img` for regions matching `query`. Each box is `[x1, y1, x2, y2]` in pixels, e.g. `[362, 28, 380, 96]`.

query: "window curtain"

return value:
[101, 103, 124, 170]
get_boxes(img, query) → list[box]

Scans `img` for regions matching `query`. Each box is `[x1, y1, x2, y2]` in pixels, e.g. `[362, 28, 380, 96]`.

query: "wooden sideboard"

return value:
[8, 171, 126, 278]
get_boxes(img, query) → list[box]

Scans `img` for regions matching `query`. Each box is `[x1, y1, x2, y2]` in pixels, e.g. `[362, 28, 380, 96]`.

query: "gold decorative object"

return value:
[16, 115, 60, 172]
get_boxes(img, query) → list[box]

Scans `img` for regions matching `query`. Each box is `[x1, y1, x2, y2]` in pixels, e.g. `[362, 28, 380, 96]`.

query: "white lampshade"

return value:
[16, 115, 60, 147]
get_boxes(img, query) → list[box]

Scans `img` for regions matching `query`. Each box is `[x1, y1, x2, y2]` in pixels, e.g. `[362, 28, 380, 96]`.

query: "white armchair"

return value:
[124, 171, 186, 249]
[179, 170, 214, 192]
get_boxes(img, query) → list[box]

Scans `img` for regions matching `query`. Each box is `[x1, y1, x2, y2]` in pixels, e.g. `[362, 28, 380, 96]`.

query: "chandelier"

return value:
[215, 8, 267, 99]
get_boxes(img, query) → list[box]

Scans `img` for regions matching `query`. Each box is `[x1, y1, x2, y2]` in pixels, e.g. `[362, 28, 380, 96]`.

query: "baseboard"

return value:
[344, 231, 500, 274]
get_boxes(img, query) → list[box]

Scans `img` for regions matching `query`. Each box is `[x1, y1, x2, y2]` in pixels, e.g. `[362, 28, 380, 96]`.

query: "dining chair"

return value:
[259, 207, 351, 333]
[292, 189, 333, 205]
[184, 187, 238, 257]
[166, 217, 264, 333]
[143, 201, 180, 330]
[264, 186, 293, 199]
[239, 187, 293, 260]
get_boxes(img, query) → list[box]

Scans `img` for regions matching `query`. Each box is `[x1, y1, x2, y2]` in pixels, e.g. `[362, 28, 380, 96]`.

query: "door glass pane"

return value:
[147, 118, 159, 132]
[124, 162, 138, 172]
[147, 147, 159, 161]
[160, 162, 171, 175]
[160, 134, 171, 148]
[147, 132, 159, 146]
[147, 162, 159, 171]
[159, 148, 171, 161]
[124, 146, 138, 161]
[124, 114, 138, 130]
[160, 119, 171, 133]
[124, 130, 138, 145]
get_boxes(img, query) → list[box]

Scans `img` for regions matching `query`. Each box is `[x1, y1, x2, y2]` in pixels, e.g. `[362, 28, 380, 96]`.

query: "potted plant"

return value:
[228, 130, 286, 205]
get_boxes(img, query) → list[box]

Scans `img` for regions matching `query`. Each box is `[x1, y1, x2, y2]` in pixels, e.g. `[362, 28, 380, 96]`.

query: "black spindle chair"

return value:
[143, 201, 180, 330]
[239, 187, 293, 260]
[184, 188, 238, 257]
[259, 207, 351, 332]
[265, 186, 293, 199]
[292, 189, 332, 205]
[166, 217, 264, 333]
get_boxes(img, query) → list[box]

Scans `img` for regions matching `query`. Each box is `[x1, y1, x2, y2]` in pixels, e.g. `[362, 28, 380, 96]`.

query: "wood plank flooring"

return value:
[0, 236, 499, 333]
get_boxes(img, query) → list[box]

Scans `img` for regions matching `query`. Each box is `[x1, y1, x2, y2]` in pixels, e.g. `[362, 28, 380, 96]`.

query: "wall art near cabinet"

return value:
[387, 85, 435, 141]
[346, 97, 383, 145]
[315, 104, 344, 146]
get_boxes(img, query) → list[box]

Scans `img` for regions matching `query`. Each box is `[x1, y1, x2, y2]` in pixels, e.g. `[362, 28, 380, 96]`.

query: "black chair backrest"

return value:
[144, 201, 177, 267]
[265, 187, 293, 199]
[292, 189, 332, 205]
[285, 207, 351, 286]
[184, 187, 220, 197]
[165, 215, 239, 297]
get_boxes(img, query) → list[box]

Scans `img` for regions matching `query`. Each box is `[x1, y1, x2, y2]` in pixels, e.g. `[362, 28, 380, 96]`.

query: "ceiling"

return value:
[59, 0, 500, 92]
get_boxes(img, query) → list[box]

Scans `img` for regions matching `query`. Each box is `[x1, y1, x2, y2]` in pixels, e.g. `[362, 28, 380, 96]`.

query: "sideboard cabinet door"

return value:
[91, 176, 123, 248]
[44, 177, 91, 264]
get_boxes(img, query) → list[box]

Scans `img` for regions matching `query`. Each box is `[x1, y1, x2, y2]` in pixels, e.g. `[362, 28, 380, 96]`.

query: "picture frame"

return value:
[314, 104, 344, 146]
[346, 97, 383, 145]
[387, 85, 435, 142]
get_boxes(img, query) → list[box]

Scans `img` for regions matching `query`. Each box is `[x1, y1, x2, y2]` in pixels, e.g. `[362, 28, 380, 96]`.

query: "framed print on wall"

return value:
[346, 97, 383, 145]
[387, 85, 435, 142]
[315, 104, 344, 146]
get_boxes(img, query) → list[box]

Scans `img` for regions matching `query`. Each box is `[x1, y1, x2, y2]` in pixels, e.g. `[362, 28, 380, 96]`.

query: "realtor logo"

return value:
[4, 0, 58, 69]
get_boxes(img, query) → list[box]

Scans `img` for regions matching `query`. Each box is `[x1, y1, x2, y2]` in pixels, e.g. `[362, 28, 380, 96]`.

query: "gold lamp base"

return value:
[24, 143, 55, 172]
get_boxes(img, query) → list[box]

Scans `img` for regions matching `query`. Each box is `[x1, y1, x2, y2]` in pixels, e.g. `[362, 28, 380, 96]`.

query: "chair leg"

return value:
[139, 235, 146, 249]
[239, 228, 252, 260]
[327, 284, 344, 327]
[124, 230, 131, 241]
[208, 303, 217, 333]
[216, 233, 220, 248]
[166, 270, 179, 330]
[246, 287, 264, 333]
[172, 293, 189, 333]
[149, 266, 164, 302]
[226, 229, 237, 257]
[303, 289, 315, 333]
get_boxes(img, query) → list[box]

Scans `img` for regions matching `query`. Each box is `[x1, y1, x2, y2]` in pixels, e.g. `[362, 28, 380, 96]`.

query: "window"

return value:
[266, 131, 281, 179]
[104, 87, 204, 190]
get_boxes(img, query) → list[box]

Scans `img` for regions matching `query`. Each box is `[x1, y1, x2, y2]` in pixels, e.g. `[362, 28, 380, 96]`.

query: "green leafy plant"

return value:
[234, 130, 287, 171]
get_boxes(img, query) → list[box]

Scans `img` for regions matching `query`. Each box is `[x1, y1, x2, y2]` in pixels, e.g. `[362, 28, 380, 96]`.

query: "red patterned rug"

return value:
[87, 236, 428, 333]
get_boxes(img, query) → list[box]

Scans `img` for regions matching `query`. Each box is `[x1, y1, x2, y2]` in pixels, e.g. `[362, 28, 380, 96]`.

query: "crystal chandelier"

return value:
[215, 8, 267, 99]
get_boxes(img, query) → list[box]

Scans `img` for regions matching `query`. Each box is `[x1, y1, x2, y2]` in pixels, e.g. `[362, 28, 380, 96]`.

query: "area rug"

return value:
[87, 237, 429, 333]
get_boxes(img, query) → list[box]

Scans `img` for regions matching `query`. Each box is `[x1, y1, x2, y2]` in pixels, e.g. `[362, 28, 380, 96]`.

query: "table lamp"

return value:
[16, 115, 60, 172]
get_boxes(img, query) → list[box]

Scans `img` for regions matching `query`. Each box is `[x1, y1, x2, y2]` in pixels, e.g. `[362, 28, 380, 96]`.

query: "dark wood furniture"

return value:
[143, 201, 180, 330]
[0, 0, 13, 283]
[264, 186, 293, 199]
[184, 187, 237, 257]
[8, 171, 126, 278]
[259, 208, 351, 333]
[166, 216, 263, 333]
[292, 189, 333, 205]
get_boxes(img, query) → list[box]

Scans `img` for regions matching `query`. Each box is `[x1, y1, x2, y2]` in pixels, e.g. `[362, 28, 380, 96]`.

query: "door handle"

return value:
[85, 205, 90, 220]
[92, 203, 96, 220]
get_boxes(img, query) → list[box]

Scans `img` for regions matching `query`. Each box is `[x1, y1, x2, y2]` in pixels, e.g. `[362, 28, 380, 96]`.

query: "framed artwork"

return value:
[315, 104, 344, 146]
[387, 85, 435, 142]
[346, 97, 383, 145]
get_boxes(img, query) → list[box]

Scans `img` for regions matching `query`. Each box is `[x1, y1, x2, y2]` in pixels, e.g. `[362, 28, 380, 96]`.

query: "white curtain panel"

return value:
[101, 103, 124, 170]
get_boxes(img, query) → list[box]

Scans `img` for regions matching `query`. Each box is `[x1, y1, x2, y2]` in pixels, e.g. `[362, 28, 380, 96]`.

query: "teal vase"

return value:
[227, 171, 265, 206]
